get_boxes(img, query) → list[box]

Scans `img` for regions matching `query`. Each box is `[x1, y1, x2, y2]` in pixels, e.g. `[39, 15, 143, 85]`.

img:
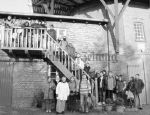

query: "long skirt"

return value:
[56, 99, 66, 113]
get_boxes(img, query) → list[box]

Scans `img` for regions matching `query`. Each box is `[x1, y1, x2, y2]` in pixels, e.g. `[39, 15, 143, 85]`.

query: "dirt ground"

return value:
[0, 105, 150, 115]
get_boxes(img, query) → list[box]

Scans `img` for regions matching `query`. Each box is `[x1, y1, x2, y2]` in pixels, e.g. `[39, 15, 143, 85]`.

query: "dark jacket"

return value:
[98, 76, 107, 91]
[126, 79, 144, 94]
[47, 29, 56, 41]
[84, 66, 90, 74]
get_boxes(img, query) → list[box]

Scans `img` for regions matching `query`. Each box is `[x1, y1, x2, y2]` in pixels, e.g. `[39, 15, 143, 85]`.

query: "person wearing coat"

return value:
[56, 76, 70, 114]
[98, 71, 107, 105]
[106, 71, 116, 100]
[44, 77, 56, 113]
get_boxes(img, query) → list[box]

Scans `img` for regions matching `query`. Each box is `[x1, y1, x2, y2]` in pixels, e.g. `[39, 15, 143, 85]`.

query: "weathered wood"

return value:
[67, 0, 79, 5]
[118, 0, 131, 20]
[0, 11, 108, 25]
[50, 0, 55, 15]
[114, 0, 119, 53]
[42, 3, 51, 14]
[99, 0, 115, 20]
[95, 77, 98, 104]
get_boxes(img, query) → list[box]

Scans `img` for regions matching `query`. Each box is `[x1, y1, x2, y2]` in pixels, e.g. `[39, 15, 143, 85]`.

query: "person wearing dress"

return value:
[56, 76, 70, 114]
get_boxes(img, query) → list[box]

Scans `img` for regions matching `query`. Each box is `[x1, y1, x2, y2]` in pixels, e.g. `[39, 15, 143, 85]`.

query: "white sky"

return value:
[0, 0, 33, 13]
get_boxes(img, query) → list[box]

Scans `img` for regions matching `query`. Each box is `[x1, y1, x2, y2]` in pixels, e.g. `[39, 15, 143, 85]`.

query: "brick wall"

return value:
[0, 50, 48, 108]
[12, 61, 48, 108]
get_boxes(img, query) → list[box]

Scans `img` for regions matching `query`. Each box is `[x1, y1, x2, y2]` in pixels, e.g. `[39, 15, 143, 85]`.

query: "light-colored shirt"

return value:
[75, 58, 84, 69]
[107, 77, 115, 90]
[56, 82, 70, 100]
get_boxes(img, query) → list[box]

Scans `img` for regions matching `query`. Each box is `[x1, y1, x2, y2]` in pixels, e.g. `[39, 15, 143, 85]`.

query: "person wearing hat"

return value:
[56, 76, 70, 114]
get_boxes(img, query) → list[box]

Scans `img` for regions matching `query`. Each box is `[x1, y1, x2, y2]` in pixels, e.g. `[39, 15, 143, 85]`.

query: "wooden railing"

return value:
[45, 32, 91, 80]
[0, 26, 91, 80]
[1, 27, 50, 49]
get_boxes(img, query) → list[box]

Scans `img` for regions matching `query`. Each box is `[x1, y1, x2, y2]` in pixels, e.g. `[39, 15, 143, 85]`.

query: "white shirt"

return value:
[75, 58, 84, 69]
[56, 82, 70, 100]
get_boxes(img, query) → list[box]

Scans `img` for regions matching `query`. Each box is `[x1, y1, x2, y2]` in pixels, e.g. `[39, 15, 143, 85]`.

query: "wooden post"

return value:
[118, 0, 131, 20]
[50, 0, 55, 15]
[95, 77, 98, 104]
[48, 64, 52, 77]
[107, 26, 110, 72]
[99, 0, 114, 19]
[114, 0, 119, 53]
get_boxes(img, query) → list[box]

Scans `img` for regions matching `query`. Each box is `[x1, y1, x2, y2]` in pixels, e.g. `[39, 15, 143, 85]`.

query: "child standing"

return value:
[44, 77, 56, 113]
[56, 76, 70, 114]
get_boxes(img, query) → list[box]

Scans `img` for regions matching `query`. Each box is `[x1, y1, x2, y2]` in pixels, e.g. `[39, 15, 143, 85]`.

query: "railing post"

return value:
[0, 26, 4, 48]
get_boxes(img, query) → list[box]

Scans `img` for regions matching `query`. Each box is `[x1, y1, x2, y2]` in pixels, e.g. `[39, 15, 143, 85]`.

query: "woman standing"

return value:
[44, 77, 56, 113]
[56, 76, 70, 114]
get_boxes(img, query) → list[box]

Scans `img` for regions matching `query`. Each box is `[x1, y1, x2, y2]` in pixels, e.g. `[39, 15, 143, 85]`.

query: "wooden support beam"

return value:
[118, 0, 131, 20]
[25, 50, 31, 58]
[67, 0, 79, 5]
[99, 0, 115, 20]
[50, 0, 55, 15]
[114, 0, 119, 53]
[42, 3, 51, 14]
[34, 0, 45, 5]
[9, 49, 16, 58]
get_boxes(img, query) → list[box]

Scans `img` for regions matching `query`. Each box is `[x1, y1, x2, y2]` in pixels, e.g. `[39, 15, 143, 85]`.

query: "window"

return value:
[134, 22, 145, 41]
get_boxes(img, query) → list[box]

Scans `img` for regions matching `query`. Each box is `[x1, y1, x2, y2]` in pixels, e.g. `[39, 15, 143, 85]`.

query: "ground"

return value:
[0, 105, 150, 115]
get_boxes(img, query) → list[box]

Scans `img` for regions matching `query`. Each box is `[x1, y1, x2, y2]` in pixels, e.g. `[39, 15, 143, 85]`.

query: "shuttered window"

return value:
[134, 22, 145, 42]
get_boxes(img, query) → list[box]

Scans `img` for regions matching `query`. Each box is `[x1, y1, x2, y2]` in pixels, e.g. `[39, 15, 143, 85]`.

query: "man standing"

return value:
[133, 74, 144, 109]
[98, 71, 107, 105]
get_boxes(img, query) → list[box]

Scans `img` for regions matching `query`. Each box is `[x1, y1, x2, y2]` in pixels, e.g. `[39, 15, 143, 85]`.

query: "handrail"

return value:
[0, 26, 91, 79]
[46, 32, 91, 79]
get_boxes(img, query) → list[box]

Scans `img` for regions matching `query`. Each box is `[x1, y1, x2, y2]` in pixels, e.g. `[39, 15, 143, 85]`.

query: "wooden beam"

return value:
[118, 0, 131, 20]
[67, 0, 79, 5]
[114, 0, 119, 53]
[42, 3, 51, 14]
[34, 0, 45, 5]
[99, 0, 115, 20]
[50, 0, 55, 15]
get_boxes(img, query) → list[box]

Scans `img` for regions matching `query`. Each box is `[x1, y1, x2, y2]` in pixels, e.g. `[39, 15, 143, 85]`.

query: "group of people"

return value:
[43, 68, 145, 114]
[96, 70, 144, 110]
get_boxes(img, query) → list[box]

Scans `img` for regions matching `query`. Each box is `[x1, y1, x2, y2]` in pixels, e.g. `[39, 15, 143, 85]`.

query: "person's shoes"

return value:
[61, 111, 65, 114]
[102, 102, 105, 105]
[98, 102, 102, 105]
[48, 110, 51, 112]
[138, 107, 143, 110]
[46, 110, 49, 113]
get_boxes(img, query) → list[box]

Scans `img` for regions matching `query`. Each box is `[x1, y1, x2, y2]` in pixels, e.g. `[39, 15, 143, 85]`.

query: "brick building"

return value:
[0, 0, 149, 108]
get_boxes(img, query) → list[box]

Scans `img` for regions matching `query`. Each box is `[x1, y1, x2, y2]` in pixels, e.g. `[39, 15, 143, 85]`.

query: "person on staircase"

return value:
[84, 62, 91, 75]
[75, 53, 84, 79]
[47, 24, 56, 41]
[60, 36, 68, 66]
[56, 76, 70, 114]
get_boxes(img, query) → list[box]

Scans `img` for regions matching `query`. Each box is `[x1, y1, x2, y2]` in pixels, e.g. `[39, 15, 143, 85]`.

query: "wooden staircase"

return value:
[0, 26, 90, 79]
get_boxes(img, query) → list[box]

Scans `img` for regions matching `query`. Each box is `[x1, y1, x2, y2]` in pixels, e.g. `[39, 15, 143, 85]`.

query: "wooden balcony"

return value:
[0, 27, 55, 59]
